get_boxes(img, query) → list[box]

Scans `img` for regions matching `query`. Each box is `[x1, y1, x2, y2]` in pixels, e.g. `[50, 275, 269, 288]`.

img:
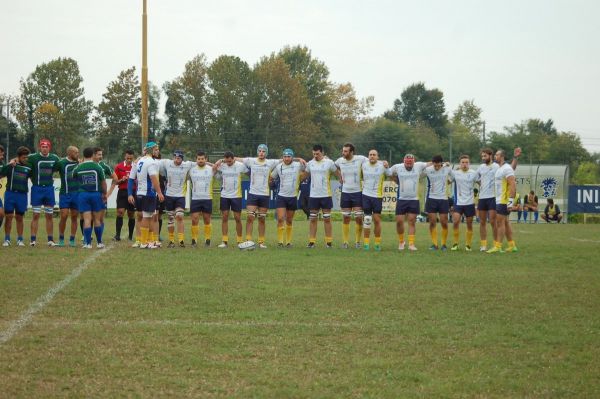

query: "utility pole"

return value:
[141, 0, 148, 148]
[482, 121, 486, 146]
[1, 100, 9, 162]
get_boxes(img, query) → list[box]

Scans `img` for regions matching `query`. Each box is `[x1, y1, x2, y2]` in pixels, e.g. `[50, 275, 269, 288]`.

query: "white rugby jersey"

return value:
[476, 162, 499, 199]
[361, 161, 390, 198]
[389, 162, 427, 200]
[495, 163, 515, 204]
[188, 165, 214, 200]
[424, 165, 452, 200]
[450, 168, 478, 206]
[217, 161, 248, 199]
[335, 155, 367, 193]
[306, 158, 337, 198]
[131, 156, 159, 196]
[159, 159, 194, 197]
[271, 161, 304, 198]
[243, 157, 280, 196]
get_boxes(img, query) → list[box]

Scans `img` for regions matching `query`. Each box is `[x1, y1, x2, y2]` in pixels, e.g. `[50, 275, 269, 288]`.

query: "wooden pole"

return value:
[141, 0, 148, 147]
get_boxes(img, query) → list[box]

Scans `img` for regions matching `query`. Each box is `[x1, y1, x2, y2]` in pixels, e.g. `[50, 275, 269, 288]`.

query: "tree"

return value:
[452, 100, 483, 138]
[447, 121, 482, 162]
[15, 57, 93, 153]
[331, 82, 374, 127]
[573, 161, 600, 184]
[96, 67, 141, 157]
[384, 82, 448, 138]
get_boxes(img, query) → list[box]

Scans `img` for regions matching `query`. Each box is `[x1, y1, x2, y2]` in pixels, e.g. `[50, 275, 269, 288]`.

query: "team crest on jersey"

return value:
[540, 177, 558, 198]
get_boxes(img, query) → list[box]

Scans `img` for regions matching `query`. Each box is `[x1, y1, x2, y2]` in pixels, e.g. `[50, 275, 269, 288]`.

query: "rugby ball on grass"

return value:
[238, 240, 256, 251]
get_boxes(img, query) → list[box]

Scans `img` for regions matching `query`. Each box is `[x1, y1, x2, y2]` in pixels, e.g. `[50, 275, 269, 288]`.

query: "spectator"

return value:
[541, 198, 562, 223]
[523, 190, 539, 223]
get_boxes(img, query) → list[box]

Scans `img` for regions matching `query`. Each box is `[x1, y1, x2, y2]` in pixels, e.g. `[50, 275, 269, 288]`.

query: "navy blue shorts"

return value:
[496, 204, 509, 216]
[4, 191, 28, 215]
[453, 204, 476, 217]
[220, 197, 242, 212]
[0, 196, 3, 209]
[362, 195, 383, 215]
[190, 199, 212, 214]
[309, 197, 333, 210]
[425, 198, 450, 214]
[59, 193, 79, 210]
[247, 193, 270, 208]
[276, 195, 297, 210]
[396, 200, 420, 215]
[340, 192, 362, 209]
[137, 195, 157, 213]
[30, 185, 55, 207]
[478, 197, 496, 211]
[78, 191, 104, 213]
[165, 195, 186, 211]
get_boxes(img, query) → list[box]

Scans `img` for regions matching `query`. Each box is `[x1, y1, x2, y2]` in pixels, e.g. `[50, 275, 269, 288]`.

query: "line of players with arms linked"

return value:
[1, 138, 528, 253]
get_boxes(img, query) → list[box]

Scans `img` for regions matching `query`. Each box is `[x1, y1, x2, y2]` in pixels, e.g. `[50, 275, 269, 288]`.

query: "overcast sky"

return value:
[2, 0, 599, 152]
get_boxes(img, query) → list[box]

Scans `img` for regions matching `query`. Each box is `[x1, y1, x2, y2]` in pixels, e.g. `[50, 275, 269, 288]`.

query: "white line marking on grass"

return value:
[0, 245, 113, 345]
[32, 319, 357, 329]
[517, 230, 533, 234]
[571, 238, 600, 244]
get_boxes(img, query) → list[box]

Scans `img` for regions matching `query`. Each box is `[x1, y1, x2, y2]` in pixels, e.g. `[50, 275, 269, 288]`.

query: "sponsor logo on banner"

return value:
[568, 185, 600, 214]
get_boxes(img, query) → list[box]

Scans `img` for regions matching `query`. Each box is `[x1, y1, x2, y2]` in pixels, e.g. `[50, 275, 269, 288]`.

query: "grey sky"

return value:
[2, 0, 599, 152]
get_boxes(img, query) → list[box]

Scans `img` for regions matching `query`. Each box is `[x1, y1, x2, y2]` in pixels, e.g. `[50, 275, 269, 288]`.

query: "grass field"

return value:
[1, 217, 600, 397]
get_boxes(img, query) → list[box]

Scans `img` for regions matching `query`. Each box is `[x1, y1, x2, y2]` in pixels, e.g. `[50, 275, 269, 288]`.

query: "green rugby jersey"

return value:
[0, 163, 32, 193]
[27, 152, 60, 186]
[73, 161, 105, 192]
[55, 158, 80, 194]
[99, 161, 114, 179]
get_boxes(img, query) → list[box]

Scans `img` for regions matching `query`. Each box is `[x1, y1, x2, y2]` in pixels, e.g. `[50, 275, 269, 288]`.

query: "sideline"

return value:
[570, 237, 600, 244]
[0, 245, 114, 345]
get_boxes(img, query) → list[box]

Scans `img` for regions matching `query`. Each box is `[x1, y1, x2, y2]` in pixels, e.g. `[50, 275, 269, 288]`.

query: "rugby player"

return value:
[188, 151, 215, 247]
[360, 149, 390, 251]
[449, 155, 478, 251]
[28, 139, 60, 246]
[270, 148, 305, 247]
[0, 145, 4, 232]
[487, 149, 518, 253]
[93, 147, 117, 237]
[1, 146, 31, 247]
[55, 146, 80, 247]
[108, 150, 136, 241]
[423, 155, 452, 251]
[213, 152, 248, 248]
[335, 143, 368, 249]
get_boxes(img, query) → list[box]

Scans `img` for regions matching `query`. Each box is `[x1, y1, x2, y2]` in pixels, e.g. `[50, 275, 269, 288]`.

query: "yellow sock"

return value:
[397, 233, 405, 243]
[277, 226, 285, 243]
[258, 236, 265, 244]
[364, 237, 370, 245]
[453, 228, 459, 244]
[441, 227, 448, 246]
[140, 227, 149, 244]
[221, 235, 228, 244]
[236, 236, 243, 244]
[355, 224, 363, 244]
[286, 225, 293, 244]
[375, 236, 381, 245]
[325, 236, 333, 244]
[309, 236, 316, 244]
[480, 240, 487, 248]
[466, 230, 473, 246]
[168, 231, 175, 242]
[342, 223, 350, 243]
[508, 240, 516, 248]
[178, 232, 184, 242]
[151, 232, 157, 242]
[191, 225, 199, 240]
[495, 241, 502, 249]
[408, 234, 415, 246]
[246, 233, 252, 241]
[204, 224, 212, 240]
[431, 228, 438, 245]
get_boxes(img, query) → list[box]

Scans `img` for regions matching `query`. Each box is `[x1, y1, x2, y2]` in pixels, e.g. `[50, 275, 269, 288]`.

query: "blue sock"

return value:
[69, 235, 75, 242]
[59, 235, 64, 241]
[94, 226, 103, 244]
[48, 235, 53, 242]
[31, 235, 36, 242]
[18, 236, 23, 241]
[534, 212, 539, 222]
[517, 211, 522, 221]
[523, 211, 527, 222]
[84, 227, 92, 245]
[5, 234, 10, 241]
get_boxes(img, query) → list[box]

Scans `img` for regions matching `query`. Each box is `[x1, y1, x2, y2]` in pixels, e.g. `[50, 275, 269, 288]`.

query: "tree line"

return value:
[0, 45, 598, 183]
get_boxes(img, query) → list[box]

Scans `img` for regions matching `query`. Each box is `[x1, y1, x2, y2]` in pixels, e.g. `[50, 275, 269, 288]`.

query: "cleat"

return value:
[131, 241, 141, 248]
[97, 243, 105, 249]
[217, 242, 228, 248]
[451, 244, 459, 251]
[57, 239, 65, 247]
[486, 247, 505, 254]
[479, 246, 487, 252]
[285, 243, 292, 248]
[398, 242, 405, 251]
[306, 242, 316, 249]
[441, 245, 448, 251]
[147, 243, 159, 249]
[82, 244, 92, 249]
[17, 240, 25, 247]
[465, 245, 472, 252]
[2, 240, 10, 247]
[363, 244, 370, 250]
[69, 240, 76, 248]
[326, 243, 333, 248]
[429, 244, 438, 251]
[258, 243, 267, 249]
[506, 246, 519, 253]
[139, 243, 149, 249]
[191, 239, 197, 248]
[167, 241, 176, 248]
[277, 242, 284, 248]
[47, 241, 57, 247]
[112, 236, 121, 242]
[154, 241, 162, 248]
[205, 239, 211, 247]
[30, 241, 37, 247]
[355, 242, 361, 249]
[179, 240, 186, 248]
[341, 242, 349, 249]
[374, 244, 381, 251]
[408, 244, 418, 251]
